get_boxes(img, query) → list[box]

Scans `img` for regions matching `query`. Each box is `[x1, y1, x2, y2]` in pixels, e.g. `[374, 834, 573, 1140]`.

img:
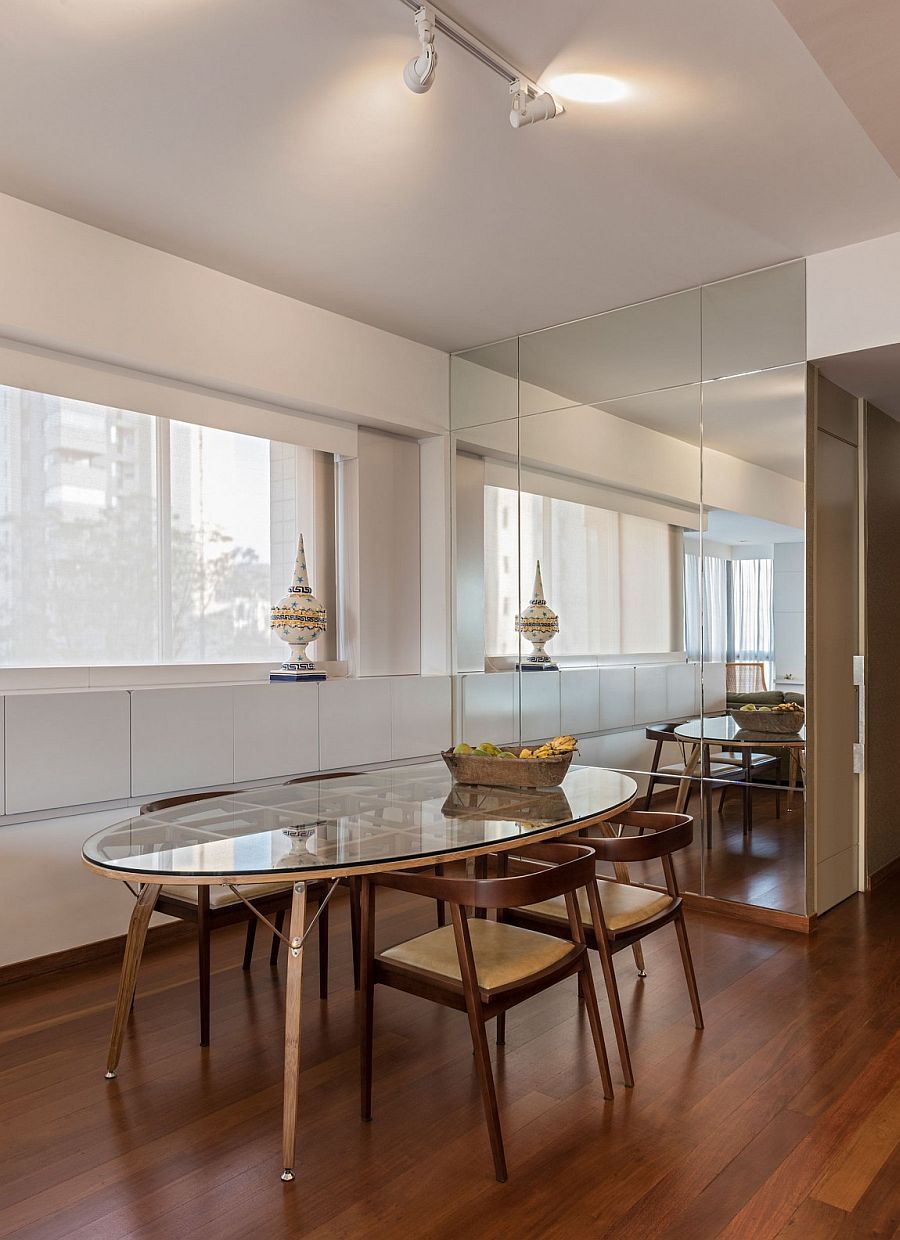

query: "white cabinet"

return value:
[130, 687, 235, 796]
[634, 665, 668, 725]
[5, 691, 131, 813]
[319, 679, 392, 770]
[391, 676, 452, 759]
[597, 667, 636, 731]
[519, 672, 561, 743]
[666, 663, 696, 720]
[457, 673, 516, 746]
[233, 683, 319, 782]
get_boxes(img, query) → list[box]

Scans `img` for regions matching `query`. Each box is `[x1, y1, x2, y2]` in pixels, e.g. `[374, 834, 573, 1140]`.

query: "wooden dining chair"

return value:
[503, 811, 703, 1090]
[140, 785, 333, 1045]
[359, 842, 614, 1183]
[725, 661, 767, 693]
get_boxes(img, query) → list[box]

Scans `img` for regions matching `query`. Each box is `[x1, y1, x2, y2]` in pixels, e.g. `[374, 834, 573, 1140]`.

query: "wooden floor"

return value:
[657, 786, 807, 914]
[1, 875, 898, 1239]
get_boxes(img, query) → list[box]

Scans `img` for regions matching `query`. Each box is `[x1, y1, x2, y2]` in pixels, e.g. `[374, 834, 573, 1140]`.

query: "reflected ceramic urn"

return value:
[515, 560, 559, 671]
[270, 534, 327, 681]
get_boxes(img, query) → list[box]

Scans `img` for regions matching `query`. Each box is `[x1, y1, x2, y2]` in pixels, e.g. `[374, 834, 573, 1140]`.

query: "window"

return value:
[0, 385, 332, 667]
[485, 485, 680, 658]
[683, 552, 774, 679]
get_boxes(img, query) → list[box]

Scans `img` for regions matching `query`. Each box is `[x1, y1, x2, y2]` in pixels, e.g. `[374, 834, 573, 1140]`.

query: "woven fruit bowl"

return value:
[729, 708, 805, 735]
[441, 747, 575, 789]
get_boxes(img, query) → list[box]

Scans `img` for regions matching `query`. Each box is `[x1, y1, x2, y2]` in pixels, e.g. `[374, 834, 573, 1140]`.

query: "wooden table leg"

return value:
[675, 744, 701, 814]
[281, 880, 308, 1183]
[105, 882, 160, 1079]
[742, 749, 753, 836]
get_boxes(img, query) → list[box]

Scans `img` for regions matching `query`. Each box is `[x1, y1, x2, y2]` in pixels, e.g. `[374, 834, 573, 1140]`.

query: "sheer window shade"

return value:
[485, 486, 681, 658]
[0, 384, 329, 667]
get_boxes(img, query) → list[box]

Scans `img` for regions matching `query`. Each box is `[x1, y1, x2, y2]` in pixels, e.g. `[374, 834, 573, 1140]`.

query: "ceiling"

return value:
[704, 509, 804, 544]
[2, 0, 900, 351]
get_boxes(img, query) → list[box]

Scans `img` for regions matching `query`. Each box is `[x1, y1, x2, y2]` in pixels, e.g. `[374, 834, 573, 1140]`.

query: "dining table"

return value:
[673, 716, 806, 842]
[82, 760, 638, 1181]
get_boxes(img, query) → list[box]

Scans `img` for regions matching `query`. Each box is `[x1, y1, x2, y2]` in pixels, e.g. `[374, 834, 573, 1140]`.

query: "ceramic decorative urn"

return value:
[270, 534, 327, 681]
[515, 560, 559, 671]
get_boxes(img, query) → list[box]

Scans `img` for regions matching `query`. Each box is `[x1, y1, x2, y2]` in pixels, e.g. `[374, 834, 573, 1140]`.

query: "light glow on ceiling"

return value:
[547, 73, 629, 104]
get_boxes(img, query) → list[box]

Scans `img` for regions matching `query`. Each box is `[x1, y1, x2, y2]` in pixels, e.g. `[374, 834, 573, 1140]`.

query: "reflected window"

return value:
[684, 549, 774, 684]
[485, 485, 681, 658]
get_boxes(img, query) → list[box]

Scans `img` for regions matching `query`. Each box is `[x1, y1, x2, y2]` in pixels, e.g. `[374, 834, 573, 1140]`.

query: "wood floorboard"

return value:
[0, 878, 897, 1239]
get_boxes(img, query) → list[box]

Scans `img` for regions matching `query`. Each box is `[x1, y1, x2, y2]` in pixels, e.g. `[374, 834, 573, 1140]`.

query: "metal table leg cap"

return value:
[637, 970, 648, 978]
[105, 1070, 117, 1080]
[281, 1169, 295, 1183]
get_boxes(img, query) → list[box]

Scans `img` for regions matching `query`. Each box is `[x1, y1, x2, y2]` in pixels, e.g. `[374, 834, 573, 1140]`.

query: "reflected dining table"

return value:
[673, 716, 806, 844]
[82, 761, 638, 1181]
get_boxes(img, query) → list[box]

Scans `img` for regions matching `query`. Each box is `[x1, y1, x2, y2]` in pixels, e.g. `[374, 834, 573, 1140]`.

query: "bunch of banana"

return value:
[529, 735, 577, 759]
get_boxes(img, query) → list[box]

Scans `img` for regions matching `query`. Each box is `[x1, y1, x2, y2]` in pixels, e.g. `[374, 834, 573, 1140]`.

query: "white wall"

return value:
[0, 193, 449, 437]
[774, 541, 805, 683]
[807, 230, 900, 361]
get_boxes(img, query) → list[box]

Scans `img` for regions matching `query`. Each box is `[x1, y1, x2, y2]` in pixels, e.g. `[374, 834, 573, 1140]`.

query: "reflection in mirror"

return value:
[701, 261, 805, 381]
[517, 288, 700, 417]
[515, 384, 705, 894]
[696, 363, 807, 912]
[450, 337, 518, 430]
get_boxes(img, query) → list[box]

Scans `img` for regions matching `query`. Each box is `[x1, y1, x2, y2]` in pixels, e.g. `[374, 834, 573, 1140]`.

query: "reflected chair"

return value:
[359, 842, 614, 1182]
[140, 784, 335, 1045]
[504, 811, 703, 1089]
[725, 661, 767, 693]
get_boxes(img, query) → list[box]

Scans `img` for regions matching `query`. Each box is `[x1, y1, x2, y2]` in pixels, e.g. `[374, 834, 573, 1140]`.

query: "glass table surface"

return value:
[82, 762, 638, 882]
[675, 716, 806, 746]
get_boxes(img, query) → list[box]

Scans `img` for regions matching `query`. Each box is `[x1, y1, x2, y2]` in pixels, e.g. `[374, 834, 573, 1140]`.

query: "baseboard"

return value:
[868, 853, 900, 891]
[682, 891, 816, 934]
[0, 922, 194, 989]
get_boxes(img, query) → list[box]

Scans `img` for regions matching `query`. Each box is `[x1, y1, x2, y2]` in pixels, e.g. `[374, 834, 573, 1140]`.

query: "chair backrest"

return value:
[374, 841, 597, 910]
[139, 789, 243, 815]
[645, 720, 688, 743]
[726, 662, 767, 693]
[578, 811, 693, 863]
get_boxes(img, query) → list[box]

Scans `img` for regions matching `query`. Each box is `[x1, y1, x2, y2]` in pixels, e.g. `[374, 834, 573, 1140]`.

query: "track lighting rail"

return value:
[396, 0, 559, 109]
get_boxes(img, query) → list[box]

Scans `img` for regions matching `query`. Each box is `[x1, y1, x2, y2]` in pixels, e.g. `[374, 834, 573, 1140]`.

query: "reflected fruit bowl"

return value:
[729, 708, 804, 735]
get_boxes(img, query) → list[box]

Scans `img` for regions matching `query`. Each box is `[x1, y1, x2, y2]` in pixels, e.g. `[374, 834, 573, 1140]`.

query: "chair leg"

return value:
[270, 909, 285, 966]
[318, 893, 330, 1001]
[596, 940, 634, 1088]
[242, 917, 257, 971]
[718, 785, 728, 814]
[349, 877, 362, 991]
[496, 1011, 506, 1046]
[359, 879, 376, 1122]
[467, 1003, 508, 1182]
[674, 913, 704, 1030]
[631, 941, 647, 977]
[775, 783, 782, 819]
[434, 863, 446, 928]
[198, 888, 211, 1047]
[577, 956, 615, 1100]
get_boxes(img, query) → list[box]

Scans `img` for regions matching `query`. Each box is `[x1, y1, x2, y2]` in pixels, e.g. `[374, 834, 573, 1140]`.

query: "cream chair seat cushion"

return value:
[523, 882, 673, 932]
[160, 881, 293, 908]
[379, 919, 574, 991]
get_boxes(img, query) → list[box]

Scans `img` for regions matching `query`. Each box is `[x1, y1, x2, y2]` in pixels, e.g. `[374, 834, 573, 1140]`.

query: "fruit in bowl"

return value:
[453, 735, 577, 759]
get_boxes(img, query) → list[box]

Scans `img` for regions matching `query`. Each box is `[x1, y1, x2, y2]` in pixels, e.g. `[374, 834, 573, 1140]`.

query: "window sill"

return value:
[0, 661, 350, 694]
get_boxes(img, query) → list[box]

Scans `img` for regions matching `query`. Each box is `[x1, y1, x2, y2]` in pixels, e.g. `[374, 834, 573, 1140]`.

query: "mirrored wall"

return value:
[450, 261, 808, 915]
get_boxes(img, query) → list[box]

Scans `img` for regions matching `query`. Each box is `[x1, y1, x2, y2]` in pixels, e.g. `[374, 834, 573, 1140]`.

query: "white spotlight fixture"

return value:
[547, 72, 629, 104]
[396, 0, 562, 129]
[403, 6, 438, 95]
[509, 80, 558, 128]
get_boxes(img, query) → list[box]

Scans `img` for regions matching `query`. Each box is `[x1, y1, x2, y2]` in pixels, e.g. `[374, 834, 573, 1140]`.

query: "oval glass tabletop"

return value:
[82, 762, 638, 883]
[675, 716, 806, 746]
